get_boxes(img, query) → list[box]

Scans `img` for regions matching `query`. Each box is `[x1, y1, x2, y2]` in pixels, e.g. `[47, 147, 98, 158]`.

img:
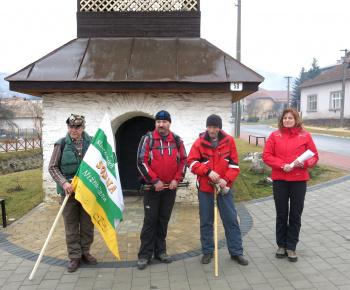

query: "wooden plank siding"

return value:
[77, 11, 201, 37]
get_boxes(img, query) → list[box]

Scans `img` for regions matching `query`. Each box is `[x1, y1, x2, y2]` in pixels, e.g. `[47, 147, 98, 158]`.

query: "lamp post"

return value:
[234, 0, 241, 137]
[340, 49, 348, 128]
[284, 76, 292, 108]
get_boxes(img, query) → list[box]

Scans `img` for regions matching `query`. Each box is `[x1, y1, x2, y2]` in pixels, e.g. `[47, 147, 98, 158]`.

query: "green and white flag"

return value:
[72, 113, 124, 259]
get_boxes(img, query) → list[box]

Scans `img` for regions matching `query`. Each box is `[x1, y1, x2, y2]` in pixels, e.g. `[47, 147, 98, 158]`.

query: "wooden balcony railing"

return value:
[0, 138, 42, 153]
[79, 0, 199, 12]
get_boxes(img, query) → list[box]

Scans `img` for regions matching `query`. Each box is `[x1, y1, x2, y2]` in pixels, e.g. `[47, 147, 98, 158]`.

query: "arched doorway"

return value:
[115, 116, 155, 195]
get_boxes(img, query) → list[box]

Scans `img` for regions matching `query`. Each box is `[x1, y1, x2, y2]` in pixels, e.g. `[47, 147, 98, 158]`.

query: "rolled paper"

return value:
[290, 149, 315, 168]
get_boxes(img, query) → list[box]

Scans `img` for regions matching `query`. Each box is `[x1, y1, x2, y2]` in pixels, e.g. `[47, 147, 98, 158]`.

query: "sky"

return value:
[1, 0, 350, 90]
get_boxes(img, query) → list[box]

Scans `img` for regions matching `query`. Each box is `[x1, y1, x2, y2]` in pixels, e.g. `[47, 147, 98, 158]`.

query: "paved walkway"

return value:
[1, 174, 350, 289]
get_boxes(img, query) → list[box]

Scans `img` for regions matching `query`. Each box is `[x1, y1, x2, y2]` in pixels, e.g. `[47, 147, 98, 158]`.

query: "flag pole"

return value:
[208, 181, 219, 277]
[29, 195, 69, 280]
[213, 185, 219, 277]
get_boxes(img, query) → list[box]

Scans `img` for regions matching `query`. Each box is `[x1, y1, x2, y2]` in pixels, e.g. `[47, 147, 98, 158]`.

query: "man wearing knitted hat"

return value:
[187, 114, 249, 266]
[136, 110, 187, 270]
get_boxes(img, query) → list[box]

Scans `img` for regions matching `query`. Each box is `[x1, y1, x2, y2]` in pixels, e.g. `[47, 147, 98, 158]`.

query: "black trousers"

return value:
[138, 188, 176, 260]
[273, 180, 306, 251]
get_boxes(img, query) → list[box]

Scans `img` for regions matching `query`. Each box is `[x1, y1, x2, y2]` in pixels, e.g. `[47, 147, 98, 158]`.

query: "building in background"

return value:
[0, 97, 42, 138]
[299, 52, 350, 127]
[243, 88, 287, 121]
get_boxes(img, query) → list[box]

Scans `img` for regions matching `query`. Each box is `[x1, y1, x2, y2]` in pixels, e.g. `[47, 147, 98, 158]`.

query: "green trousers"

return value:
[60, 194, 94, 259]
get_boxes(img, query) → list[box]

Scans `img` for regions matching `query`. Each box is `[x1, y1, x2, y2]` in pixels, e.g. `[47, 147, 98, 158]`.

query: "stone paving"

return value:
[1, 174, 350, 289]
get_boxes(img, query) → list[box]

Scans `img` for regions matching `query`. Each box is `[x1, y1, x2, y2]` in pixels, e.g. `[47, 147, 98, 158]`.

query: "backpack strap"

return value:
[60, 137, 66, 154]
[147, 131, 181, 151]
[172, 132, 181, 151]
[147, 131, 154, 150]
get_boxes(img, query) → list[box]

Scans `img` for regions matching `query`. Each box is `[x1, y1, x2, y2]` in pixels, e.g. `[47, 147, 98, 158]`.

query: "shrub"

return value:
[247, 116, 259, 123]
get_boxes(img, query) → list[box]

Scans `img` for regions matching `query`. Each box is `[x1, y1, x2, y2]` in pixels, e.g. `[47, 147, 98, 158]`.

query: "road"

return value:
[239, 125, 350, 157]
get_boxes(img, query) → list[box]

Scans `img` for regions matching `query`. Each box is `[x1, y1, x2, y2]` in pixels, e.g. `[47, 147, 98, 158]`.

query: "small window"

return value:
[307, 95, 317, 111]
[330, 92, 342, 109]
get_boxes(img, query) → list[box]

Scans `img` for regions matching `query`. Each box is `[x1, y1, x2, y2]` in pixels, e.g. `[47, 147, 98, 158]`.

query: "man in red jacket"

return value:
[136, 110, 187, 270]
[187, 114, 248, 266]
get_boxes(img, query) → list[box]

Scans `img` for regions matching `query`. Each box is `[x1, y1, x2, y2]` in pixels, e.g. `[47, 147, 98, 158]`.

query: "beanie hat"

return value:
[206, 114, 222, 129]
[155, 110, 171, 123]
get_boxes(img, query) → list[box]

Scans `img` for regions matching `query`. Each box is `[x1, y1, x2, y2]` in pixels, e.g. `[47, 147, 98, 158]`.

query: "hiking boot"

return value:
[201, 253, 213, 264]
[137, 259, 149, 270]
[231, 254, 249, 265]
[156, 253, 172, 263]
[67, 258, 80, 272]
[81, 253, 98, 265]
[276, 247, 286, 259]
[286, 250, 298, 262]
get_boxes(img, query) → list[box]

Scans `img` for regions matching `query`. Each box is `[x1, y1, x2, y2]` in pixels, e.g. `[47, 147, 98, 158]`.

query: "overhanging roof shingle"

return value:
[299, 63, 350, 88]
[6, 37, 264, 99]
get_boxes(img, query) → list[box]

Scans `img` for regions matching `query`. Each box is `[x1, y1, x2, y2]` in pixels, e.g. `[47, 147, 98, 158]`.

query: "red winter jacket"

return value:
[137, 129, 187, 184]
[187, 130, 239, 193]
[262, 127, 318, 181]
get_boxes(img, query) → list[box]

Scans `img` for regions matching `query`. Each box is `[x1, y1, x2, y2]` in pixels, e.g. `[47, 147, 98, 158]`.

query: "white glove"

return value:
[219, 186, 230, 195]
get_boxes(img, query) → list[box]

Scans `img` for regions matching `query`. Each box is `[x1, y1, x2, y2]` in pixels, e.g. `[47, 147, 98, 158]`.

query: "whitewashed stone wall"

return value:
[42, 92, 233, 202]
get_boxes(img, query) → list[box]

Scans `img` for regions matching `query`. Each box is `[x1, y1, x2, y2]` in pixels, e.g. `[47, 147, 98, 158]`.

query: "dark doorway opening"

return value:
[115, 116, 155, 196]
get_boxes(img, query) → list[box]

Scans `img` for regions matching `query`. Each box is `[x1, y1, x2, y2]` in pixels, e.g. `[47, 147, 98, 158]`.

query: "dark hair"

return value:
[278, 107, 303, 131]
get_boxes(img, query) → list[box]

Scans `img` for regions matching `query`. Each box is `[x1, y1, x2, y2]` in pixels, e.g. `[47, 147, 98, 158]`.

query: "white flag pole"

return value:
[29, 195, 69, 280]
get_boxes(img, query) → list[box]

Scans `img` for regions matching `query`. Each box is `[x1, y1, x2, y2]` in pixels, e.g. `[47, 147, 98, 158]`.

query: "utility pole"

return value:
[234, 0, 241, 137]
[284, 76, 292, 107]
[340, 49, 348, 128]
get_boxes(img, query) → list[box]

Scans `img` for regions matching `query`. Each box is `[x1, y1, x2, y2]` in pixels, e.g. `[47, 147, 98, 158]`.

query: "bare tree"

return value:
[245, 100, 260, 118]
[0, 99, 18, 129]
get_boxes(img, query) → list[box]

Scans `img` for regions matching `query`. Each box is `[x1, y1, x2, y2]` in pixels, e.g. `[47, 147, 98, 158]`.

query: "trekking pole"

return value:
[208, 181, 219, 277]
[141, 181, 189, 191]
[29, 195, 69, 280]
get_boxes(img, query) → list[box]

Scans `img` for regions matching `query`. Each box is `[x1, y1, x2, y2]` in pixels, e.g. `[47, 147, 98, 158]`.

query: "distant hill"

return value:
[255, 69, 296, 91]
[0, 72, 42, 100]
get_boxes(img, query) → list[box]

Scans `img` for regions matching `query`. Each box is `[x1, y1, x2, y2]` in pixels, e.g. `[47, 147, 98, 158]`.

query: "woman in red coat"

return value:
[262, 108, 318, 262]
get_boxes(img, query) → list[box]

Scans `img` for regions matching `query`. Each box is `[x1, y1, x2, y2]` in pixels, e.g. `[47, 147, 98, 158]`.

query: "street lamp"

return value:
[340, 49, 348, 128]
[234, 0, 241, 137]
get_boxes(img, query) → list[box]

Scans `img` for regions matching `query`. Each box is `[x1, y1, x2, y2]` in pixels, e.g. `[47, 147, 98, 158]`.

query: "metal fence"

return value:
[0, 138, 42, 153]
[0, 128, 41, 140]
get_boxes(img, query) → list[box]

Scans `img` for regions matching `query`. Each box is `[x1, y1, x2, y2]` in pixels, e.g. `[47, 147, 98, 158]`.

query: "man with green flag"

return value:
[49, 113, 124, 273]
[71, 113, 124, 261]
[49, 114, 97, 272]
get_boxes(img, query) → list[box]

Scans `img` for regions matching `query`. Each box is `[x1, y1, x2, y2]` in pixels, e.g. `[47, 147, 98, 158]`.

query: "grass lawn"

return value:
[0, 139, 349, 227]
[0, 169, 44, 227]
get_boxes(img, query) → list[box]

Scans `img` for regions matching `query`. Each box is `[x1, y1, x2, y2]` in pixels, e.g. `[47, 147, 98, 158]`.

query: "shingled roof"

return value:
[299, 63, 350, 88]
[5, 37, 264, 100]
[245, 88, 288, 103]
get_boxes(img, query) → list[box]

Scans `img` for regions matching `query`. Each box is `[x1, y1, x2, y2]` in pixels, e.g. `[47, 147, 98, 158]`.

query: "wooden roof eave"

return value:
[9, 81, 260, 102]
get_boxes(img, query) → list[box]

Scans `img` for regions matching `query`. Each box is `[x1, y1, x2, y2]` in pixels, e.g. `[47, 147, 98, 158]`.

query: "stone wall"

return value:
[0, 149, 43, 175]
[42, 92, 233, 202]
